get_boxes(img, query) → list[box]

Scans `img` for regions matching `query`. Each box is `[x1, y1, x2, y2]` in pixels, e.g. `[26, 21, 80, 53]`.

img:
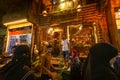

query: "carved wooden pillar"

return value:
[105, 0, 120, 49]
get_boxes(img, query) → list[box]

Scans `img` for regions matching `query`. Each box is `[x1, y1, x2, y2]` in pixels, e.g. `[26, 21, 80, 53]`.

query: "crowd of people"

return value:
[0, 37, 120, 80]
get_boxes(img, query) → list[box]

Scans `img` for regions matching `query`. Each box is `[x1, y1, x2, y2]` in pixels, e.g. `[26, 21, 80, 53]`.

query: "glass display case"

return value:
[69, 22, 103, 58]
[7, 26, 32, 55]
[69, 24, 95, 58]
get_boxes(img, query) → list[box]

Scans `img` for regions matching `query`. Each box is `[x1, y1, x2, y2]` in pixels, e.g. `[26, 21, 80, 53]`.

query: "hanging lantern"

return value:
[42, 10, 48, 16]
[77, 5, 82, 12]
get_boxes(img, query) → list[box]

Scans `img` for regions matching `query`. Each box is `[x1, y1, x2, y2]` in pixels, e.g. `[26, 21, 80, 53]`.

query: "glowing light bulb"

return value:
[77, 5, 82, 12]
[42, 10, 47, 16]
[60, 0, 64, 2]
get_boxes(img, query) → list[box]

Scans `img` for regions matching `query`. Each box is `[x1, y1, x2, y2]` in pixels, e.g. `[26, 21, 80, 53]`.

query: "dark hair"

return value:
[13, 45, 30, 58]
[82, 43, 119, 80]
[1, 45, 31, 80]
[12, 45, 17, 49]
[90, 42, 118, 63]
[12, 45, 31, 66]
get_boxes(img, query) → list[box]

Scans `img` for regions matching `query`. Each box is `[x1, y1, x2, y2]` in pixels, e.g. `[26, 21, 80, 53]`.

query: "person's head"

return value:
[62, 34, 66, 40]
[3, 45, 31, 79]
[11, 45, 17, 53]
[82, 43, 118, 80]
[46, 45, 52, 53]
[89, 42, 118, 66]
[71, 45, 77, 50]
[12, 45, 30, 64]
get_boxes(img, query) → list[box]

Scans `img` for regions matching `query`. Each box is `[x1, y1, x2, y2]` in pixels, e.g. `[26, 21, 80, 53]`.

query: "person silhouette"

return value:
[82, 42, 119, 80]
[0, 45, 36, 80]
[61, 35, 70, 69]
[40, 45, 57, 80]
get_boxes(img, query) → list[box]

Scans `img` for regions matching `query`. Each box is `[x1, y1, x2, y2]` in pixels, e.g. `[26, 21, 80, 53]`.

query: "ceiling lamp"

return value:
[59, 1, 74, 11]
[59, 2, 66, 10]
[52, 0, 59, 5]
[77, 4, 82, 12]
[60, 0, 65, 3]
[42, 10, 48, 16]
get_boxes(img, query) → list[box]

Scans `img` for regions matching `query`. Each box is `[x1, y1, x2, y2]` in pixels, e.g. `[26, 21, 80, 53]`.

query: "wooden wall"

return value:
[105, 0, 120, 49]
[29, 1, 111, 49]
[68, 3, 110, 42]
